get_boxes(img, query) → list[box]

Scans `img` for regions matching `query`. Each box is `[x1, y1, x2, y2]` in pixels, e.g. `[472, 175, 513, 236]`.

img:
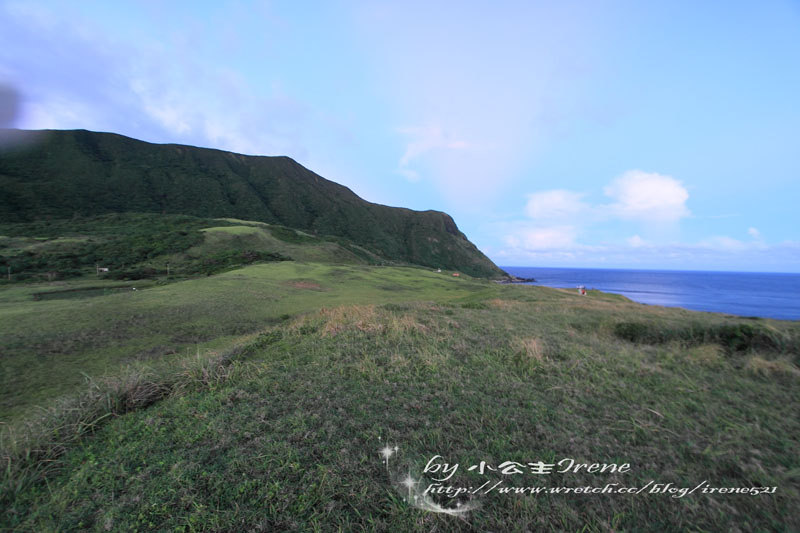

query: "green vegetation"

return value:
[0, 262, 489, 422]
[0, 213, 210, 281]
[195, 222, 383, 266]
[0, 129, 505, 277]
[2, 263, 799, 531]
[0, 213, 292, 282]
[0, 212, 388, 283]
[614, 320, 798, 356]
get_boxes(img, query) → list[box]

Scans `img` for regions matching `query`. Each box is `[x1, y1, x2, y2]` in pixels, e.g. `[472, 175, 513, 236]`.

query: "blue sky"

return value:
[1, 0, 798, 271]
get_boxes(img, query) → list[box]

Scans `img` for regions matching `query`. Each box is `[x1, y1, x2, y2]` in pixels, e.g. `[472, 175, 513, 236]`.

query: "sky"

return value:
[1, 0, 799, 272]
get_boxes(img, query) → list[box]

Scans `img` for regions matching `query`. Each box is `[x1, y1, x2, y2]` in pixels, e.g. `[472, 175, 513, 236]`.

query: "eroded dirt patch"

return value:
[285, 280, 325, 290]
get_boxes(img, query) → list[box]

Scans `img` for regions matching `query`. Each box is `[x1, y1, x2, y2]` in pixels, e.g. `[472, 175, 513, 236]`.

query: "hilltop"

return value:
[0, 129, 504, 278]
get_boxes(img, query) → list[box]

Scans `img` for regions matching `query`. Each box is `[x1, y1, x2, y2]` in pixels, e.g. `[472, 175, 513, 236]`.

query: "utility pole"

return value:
[6, 266, 10, 281]
[167, 262, 170, 277]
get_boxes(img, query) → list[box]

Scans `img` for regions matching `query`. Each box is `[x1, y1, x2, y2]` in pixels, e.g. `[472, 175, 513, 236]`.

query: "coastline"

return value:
[501, 266, 800, 321]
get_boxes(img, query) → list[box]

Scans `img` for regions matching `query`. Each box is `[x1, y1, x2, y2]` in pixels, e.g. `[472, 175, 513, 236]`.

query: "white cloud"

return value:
[23, 96, 99, 130]
[396, 123, 469, 183]
[397, 124, 469, 167]
[603, 170, 690, 222]
[512, 171, 689, 257]
[489, 233, 800, 271]
[699, 234, 768, 252]
[504, 225, 578, 251]
[126, 62, 311, 157]
[520, 170, 690, 230]
[395, 167, 421, 182]
[700, 236, 748, 251]
[748, 227, 761, 239]
[524, 190, 586, 220]
[130, 79, 191, 135]
[627, 235, 647, 247]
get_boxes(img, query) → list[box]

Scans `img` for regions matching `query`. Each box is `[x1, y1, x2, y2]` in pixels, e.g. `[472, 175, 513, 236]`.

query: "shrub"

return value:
[613, 320, 796, 355]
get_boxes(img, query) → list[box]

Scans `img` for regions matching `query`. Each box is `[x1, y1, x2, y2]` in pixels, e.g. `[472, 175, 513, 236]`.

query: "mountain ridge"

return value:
[0, 129, 505, 278]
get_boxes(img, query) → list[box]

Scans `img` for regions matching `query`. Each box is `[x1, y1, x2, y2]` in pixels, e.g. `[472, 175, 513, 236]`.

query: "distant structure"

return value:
[452, 272, 460, 277]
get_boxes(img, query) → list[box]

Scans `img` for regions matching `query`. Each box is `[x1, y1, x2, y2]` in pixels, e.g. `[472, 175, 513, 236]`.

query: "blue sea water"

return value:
[501, 267, 800, 320]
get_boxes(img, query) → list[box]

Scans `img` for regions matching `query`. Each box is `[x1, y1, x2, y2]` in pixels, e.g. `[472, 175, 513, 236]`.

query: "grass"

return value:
[0, 213, 311, 283]
[1, 264, 799, 531]
[0, 262, 487, 422]
[0, 213, 217, 282]
[193, 221, 382, 266]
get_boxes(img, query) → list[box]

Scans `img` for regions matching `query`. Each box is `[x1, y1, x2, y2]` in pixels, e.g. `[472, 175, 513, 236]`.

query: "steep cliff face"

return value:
[0, 129, 505, 277]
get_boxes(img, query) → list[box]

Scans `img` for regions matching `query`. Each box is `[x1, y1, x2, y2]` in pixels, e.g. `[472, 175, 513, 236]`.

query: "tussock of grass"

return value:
[514, 337, 547, 362]
[745, 356, 800, 379]
[461, 301, 489, 310]
[503, 336, 552, 376]
[318, 305, 429, 338]
[320, 305, 380, 336]
[686, 343, 725, 366]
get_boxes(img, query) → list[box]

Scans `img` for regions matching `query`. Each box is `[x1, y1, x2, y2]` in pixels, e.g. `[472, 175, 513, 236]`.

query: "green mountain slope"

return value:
[0, 129, 504, 278]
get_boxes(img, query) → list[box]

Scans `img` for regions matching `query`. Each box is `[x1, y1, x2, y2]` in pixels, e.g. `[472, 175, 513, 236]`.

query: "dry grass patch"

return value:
[284, 313, 314, 334]
[513, 336, 547, 362]
[686, 344, 724, 366]
[320, 305, 380, 336]
[745, 356, 800, 378]
[637, 360, 667, 376]
[316, 305, 430, 337]
[178, 352, 241, 389]
[100, 370, 173, 412]
[387, 313, 429, 335]
[487, 298, 518, 310]
[285, 280, 324, 290]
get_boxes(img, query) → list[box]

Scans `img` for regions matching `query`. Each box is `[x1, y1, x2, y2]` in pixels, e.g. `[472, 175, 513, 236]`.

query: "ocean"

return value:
[501, 267, 800, 320]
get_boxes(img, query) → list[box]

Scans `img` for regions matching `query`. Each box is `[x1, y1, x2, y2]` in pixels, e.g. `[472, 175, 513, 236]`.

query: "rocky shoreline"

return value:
[495, 275, 536, 284]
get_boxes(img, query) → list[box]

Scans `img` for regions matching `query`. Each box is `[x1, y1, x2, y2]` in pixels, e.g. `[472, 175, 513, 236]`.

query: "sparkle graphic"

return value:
[380, 446, 394, 460]
[401, 485, 479, 516]
[379, 445, 396, 472]
[379, 441, 480, 517]
[400, 473, 419, 499]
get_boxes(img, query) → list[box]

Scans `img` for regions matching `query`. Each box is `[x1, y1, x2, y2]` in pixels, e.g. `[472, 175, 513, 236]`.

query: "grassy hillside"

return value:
[192, 218, 384, 266]
[0, 262, 490, 422]
[0, 212, 403, 284]
[0, 213, 294, 282]
[0, 129, 504, 278]
[2, 263, 799, 531]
